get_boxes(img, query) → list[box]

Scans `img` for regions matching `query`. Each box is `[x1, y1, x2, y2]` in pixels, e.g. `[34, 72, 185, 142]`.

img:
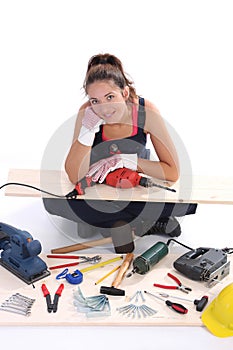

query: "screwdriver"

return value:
[159, 293, 208, 312]
[144, 290, 188, 314]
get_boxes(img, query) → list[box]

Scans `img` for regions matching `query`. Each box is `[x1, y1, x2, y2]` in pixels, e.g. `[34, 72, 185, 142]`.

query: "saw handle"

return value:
[112, 253, 134, 288]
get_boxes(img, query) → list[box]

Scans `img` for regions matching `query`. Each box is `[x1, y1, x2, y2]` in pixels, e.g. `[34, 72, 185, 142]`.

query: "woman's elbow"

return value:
[66, 171, 78, 185]
[170, 171, 179, 183]
[166, 165, 180, 183]
[67, 174, 78, 185]
[65, 163, 78, 185]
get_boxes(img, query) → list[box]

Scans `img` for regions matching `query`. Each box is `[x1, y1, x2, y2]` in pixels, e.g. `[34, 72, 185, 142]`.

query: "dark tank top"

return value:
[90, 97, 150, 164]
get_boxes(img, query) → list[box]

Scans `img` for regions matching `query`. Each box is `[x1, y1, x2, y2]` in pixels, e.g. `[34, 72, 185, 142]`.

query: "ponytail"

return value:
[83, 53, 137, 102]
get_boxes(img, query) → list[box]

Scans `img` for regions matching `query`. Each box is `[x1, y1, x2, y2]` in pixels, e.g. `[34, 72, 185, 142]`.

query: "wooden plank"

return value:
[5, 169, 73, 197]
[4, 168, 233, 204]
[0, 253, 232, 326]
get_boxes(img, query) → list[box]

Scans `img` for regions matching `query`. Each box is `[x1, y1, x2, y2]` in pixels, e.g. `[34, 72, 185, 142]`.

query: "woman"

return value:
[44, 53, 197, 249]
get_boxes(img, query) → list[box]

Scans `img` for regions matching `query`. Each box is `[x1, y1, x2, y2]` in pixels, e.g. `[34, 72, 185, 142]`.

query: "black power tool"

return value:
[173, 247, 230, 287]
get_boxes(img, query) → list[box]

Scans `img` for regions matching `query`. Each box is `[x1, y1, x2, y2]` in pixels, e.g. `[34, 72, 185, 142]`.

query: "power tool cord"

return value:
[0, 182, 66, 198]
[167, 238, 233, 255]
[167, 238, 193, 251]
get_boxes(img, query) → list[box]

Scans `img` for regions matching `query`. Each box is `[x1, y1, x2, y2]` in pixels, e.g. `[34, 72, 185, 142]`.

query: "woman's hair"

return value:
[83, 53, 137, 102]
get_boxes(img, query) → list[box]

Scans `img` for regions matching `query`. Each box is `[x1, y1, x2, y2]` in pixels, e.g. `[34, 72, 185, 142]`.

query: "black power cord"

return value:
[166, 238, 193, 250]
[167, 238, 233, 255]
[0, 182, 66, 198]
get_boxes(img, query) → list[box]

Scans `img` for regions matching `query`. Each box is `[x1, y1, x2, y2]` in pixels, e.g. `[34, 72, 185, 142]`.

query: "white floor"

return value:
[0, 173, 233, 349]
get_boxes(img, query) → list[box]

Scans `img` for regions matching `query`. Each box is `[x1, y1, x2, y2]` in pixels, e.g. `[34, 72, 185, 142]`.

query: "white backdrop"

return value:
[0, 2, 233, 350]
[0, 0, 232, 176]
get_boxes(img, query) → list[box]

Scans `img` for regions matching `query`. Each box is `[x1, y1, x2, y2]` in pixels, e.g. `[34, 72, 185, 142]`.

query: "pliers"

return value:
[47, 254, 101, 270]
[153, 273, 192, 294]
[41, 283, 64, 313]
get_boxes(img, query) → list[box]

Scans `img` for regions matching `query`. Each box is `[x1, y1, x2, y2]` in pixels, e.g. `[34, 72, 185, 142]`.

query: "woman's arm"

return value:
[137, 99, 180, 182]
[65, 103, 92, 184]
[65, 99, 179, 184]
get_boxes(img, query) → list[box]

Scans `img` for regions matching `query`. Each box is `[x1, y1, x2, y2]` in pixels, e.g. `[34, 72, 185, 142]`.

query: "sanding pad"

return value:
[0, 258, 51, 284]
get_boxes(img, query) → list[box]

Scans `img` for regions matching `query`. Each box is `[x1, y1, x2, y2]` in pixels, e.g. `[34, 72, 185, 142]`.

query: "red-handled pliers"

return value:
[47, 254, 101, 270]
[153, 273, 192, 294]
[41, 283, 64, 313]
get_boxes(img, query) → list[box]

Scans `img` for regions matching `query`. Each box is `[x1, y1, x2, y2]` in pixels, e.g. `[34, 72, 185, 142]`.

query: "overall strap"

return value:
[138, 96, 145, 106]
[138, 96, 146, 129]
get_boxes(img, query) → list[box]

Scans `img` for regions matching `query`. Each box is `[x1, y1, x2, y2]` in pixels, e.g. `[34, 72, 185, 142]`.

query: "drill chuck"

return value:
[132, 242, 169, 275]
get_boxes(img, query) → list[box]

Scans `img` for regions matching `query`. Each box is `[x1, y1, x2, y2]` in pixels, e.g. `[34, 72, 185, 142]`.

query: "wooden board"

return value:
[0, 252, 232, 326]
[4, 169, 233, 204]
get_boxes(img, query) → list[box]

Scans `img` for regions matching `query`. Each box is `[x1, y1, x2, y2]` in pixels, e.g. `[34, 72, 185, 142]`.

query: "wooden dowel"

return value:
[111, 253, 134, 288]
[51, 237, 113, 254]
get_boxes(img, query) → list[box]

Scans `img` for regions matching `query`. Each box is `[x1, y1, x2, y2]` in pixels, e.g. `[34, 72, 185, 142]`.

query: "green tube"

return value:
[133, 242, 168, 274]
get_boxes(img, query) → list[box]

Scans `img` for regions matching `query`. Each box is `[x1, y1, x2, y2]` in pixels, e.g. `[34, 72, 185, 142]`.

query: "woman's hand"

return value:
[86, 154, 138, 183]
[78, 107, 104, 146]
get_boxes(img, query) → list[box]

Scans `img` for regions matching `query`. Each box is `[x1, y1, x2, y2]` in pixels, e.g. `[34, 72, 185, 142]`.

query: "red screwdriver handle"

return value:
[166, 300, 188, 314]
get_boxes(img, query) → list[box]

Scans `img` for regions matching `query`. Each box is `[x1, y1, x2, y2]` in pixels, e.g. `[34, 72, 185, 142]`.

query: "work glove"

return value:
[86, 153, 138, 183]
[78, 107, 104, 146]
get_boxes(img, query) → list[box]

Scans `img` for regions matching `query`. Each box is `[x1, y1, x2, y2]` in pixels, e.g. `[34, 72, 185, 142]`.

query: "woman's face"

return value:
[87, 80, 129, 124]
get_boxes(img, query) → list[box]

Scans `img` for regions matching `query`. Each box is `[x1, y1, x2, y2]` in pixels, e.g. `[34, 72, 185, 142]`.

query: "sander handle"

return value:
[112, 253, 134, 288]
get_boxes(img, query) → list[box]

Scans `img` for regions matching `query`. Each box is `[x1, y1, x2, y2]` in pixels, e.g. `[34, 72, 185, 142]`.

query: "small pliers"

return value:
[41, 283, 64, 313]
[153, 273, 192, 294]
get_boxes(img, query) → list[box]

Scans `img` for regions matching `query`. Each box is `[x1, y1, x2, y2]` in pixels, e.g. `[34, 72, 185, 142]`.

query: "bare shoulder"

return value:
[144, 98, 161, 114]
[133, 96, 161, 114]
[141, 98, 163, 132]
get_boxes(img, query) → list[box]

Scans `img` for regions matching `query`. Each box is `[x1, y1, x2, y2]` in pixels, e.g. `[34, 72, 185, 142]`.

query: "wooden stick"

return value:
[112, 253, 134, 288]
[51, 236, 113, 254]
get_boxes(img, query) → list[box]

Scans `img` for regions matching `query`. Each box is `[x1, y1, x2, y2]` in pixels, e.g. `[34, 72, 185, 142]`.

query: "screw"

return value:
[136, 306, 141, 318]
[139, 305, 148, 318]
[129, 291, 138, 302]
[139, 291, 146, 302]
[141, 304, 157, 316]
[116, 303, 158, 318]
[127, 305, 137, 317]
[116, 304, 134, 313]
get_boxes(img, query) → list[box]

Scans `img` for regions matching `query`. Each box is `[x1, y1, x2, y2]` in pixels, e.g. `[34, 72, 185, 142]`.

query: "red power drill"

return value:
[66, 168, 175, 198]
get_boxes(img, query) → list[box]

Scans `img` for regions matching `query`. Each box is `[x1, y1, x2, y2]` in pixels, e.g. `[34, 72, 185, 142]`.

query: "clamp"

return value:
[56, 268, 83, 285]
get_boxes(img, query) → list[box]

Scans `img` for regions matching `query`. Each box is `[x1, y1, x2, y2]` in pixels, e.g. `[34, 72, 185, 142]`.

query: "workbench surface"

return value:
[0, 252, 232, 327]
[5, 169, 233, 205]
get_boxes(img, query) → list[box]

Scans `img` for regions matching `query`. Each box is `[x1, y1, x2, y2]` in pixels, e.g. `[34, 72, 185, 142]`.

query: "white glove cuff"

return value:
[121, 153, 138, 171]
[78, 126, 96, 146]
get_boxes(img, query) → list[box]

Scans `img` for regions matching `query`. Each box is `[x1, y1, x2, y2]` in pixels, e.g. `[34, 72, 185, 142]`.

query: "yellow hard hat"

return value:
[201, 283, 233, 337]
